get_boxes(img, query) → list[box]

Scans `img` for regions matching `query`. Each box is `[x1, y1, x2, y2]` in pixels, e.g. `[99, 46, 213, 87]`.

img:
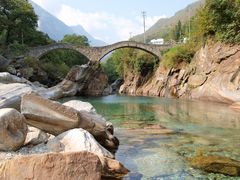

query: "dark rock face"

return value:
[0, 55, 10, 70]
[55, 62, 110, 97]
[111, 78, 123, 94]
[120, 42, 240, 104]
[81, 67, 110, 96]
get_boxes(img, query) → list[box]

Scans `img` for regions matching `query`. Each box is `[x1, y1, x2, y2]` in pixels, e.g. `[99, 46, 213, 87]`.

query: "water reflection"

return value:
[152, 98, 240, 129]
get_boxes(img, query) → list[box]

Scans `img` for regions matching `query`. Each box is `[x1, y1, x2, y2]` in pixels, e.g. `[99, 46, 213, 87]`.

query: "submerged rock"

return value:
[189, 155, 240, 176]
[0, 108, 27, 151]
[0, 152, 102, 180]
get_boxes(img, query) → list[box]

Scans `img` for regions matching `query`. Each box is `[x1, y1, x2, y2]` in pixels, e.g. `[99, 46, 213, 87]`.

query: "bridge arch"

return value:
[28, 43, 92, 61]
[28, 41, 172, 62]
[98, 43, 160, 61]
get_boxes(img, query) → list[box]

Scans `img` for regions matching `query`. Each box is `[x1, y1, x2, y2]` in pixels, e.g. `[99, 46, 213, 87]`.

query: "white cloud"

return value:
[57, 5, 109, 31]
[31, 0, 46, 8]
[56, 4, 166, 43]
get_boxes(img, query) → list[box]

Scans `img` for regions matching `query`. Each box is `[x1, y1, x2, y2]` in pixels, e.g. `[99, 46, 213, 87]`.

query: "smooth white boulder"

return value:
[46, 128, 114, 159]
[0, 108, 27, 151]
[63, 100, 96, 114]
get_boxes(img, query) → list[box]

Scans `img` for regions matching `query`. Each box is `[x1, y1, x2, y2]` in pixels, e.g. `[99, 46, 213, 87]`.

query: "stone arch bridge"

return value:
[28, 41, 172, 62]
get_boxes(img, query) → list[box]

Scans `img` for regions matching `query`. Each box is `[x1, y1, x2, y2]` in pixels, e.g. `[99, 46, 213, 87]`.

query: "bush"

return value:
[7, 41, 28, 56]
[43, 61, 70, 80]
[102, 56, 122, 83]
[161, 44, 195, 68]
[23, 56, 39, 69]
[134, 52, 159, 76]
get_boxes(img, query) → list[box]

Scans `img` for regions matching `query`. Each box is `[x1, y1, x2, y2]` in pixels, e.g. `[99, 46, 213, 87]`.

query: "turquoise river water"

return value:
[62, 95, 240, 180]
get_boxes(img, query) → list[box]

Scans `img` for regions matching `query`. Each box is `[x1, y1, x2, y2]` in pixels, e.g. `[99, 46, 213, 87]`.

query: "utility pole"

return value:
[188, 7, 191, 40]
[129, 32, 132, 40]
[142, 11, 146, 44]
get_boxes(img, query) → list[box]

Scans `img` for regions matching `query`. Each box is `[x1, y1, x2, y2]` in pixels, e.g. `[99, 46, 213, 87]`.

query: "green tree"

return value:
[102, 48, 159, 82]
[0, 0, 38, 46]
[62, 34, 89, 46]
[197, 0, 240, 43]
[175, 20, 182, 42]
[40, 49, 89, 84]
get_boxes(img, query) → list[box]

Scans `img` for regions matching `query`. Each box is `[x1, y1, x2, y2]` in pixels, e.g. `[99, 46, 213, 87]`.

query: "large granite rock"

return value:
[21, 93, 80, 135]
[0, 108, 27, 151]
[21, 93, 119, 150]
[18, 129, 128, 179]
[81, 68, 110, 96]
[46, 128, 114, 159]
[0, 152, 102, 180]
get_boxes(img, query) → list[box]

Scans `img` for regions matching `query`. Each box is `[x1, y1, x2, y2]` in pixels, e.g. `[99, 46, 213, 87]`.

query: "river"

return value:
[61, 95, 240, 179]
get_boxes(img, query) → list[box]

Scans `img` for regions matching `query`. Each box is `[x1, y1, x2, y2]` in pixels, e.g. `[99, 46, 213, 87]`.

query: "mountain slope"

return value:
[71, 25, 106, 46]
[30, 1, 106, 46]
[133, 0, 205, 42]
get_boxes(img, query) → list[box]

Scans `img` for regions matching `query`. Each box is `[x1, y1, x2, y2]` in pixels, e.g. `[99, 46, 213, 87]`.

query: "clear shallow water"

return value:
[61, 95, 240, 179]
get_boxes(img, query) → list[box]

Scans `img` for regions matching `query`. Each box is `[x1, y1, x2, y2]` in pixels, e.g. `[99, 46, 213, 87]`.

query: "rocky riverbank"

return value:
[0, 62, 112, 109]
[0, 93, 128, 179]
[119, 42, 240, 109]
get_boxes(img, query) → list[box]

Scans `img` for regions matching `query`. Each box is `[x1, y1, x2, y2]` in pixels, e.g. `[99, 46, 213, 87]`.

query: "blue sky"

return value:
[32, 0, 198, 43]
